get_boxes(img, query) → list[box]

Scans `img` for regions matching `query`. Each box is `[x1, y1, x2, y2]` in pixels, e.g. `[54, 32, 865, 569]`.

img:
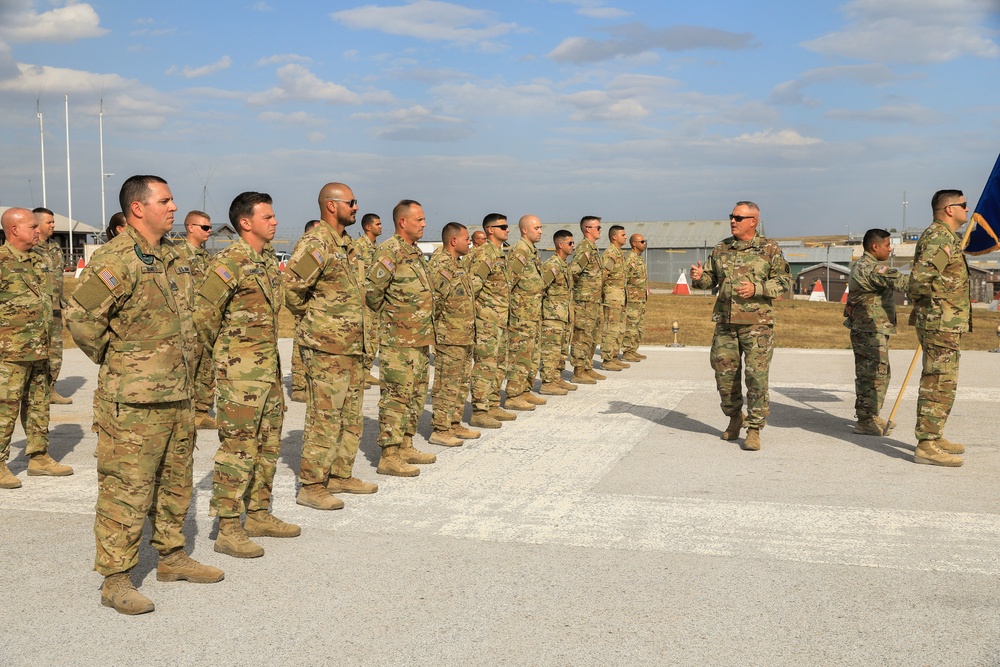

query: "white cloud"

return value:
[549, 22, 756, 64]
[730, 129, 823, 146]
[0, 62, 126, 95]
[331, 1, 517, 48]
[550, 0, 631, 19]
[257, 54, 313, 66]
[826, 103, 945, 125]
[769, 64, 900, 106]
[803, 0, 1000, 63]
[259, 111, 325, 125]
[246, 64, 365, 106]
[250, 2, 272, 11]
[351, 104, 472, 142]
[0, 1, 107, 42]
[166, 56, 233, 79]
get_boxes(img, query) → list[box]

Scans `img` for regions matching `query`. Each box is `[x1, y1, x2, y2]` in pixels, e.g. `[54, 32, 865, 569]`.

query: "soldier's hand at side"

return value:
[736, 280, 755, 298]
[690, 261, 703, 281]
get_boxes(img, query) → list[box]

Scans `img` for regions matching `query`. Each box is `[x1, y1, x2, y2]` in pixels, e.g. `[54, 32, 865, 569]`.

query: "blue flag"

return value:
[966, 152, 1000, 255]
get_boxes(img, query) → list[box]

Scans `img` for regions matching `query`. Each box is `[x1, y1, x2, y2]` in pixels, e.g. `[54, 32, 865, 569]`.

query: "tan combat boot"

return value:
[327, 476, 379, 494]
[377, 445, 420, 477]
[572, 369, 597, 385]
[622, 351, 643, 362]
[290, 389, 307, 403]
[429, 430, 463, 447]
[721, 413, 744, 441]
[0, 462, 21, 489]
[27, 453, 73, 476]
[451, 423, 481, 439]
[215, 517, 265, 558]
[936, 438, 965, 454]
[470, 411, 502, 429]
[489, 406, 517, 421]
[195, 412, 218, 430]
[853, 418, 883, 436]
[400, 436, 436, 464]
[101, 572, 154, 615]
[558, 378, 578, 391]
[539, 382, 568, 396]
[296, 483, 345, 510]
[873, 416, 895, 436]
[915, 440, 963, 466]
[587, 369, 607, 381]
[50, 389, 73, 404]
[601, 360, 625, 371]
[524, 393, 547, 406]
[244, 510, 301, 538]
[157, 550, 225, 582]
[504, 394, 535, 411]
[742, 428, 761, 451]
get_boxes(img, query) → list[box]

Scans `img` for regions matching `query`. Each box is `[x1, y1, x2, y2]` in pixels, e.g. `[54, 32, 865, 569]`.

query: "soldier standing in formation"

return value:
[622, 234, 648, 363]
[690, 201, 791, 452]
[0, 208, 73, 489]
[600, 224, 629, 371]
[354, 213, 383, 388]
[844, 229, 907, 436]
[538, 229, 578, 393]
[173, 210, 217, 430]
[906, 189, 971, 467]
[67, 176, 223, 615]
[289, 219, 320, 402]
[285, 183, 372, 512]
[32, 207, 73, 404]
[570, 216, 606, 384]
[428, 222, 479, 447]
[504, 215, 547, 411]
[469, 214, 515, 429]
[366, 200, 437, 476]
[194, 192, 300, 559]
[471, 229, 487, 249]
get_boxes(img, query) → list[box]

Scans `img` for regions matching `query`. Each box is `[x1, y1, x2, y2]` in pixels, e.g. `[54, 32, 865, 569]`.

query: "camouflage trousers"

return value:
[93, 397, 194, 576]
[539, 319, 571, 383]
[471, 319, 507, 412]
[291, 340, 306, 394]
[49, 311, 63, 384]
[192, 342, 217, 414]
[601, 303, 626, 360]
[850, 330, 890, 421]
[505, 316, 541, 397]
[0, 359, 51, 463]
[622, 301, 647, 353]
[299, 349, 363, 485]
[378, 345, 430, 448]
[211, 380, 284, 518]
[570, 300, 601, 371]
[362, 306, 380, 380]
[915, 328, 961, 442]
[431, 343, 472, 431]
[709, 323, 774, 429]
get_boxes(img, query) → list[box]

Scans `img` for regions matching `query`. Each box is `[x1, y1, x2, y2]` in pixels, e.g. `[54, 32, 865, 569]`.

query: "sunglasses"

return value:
[946, 202, 968, 210]
[489, 224, 509, 231]
[327, 198, 359, 207]
[729, 214, 756, 222]
[191, 224, 212, 232]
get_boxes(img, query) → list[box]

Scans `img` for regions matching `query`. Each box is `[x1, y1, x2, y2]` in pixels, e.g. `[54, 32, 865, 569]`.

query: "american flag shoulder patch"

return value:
[98, 268, 119, 290]
[380, 256, 395, 271]
[215, 265, 234, 282]
[311, 249, 324, 265]
[877, 265, 887, 274]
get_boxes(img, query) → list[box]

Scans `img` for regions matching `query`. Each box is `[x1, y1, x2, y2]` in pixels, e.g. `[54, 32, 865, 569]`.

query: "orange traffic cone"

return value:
[840, 283, 849, 304]
[74, 258, 86, 279]
[808, 279, 826, 302]
[672, 270, 691, 295]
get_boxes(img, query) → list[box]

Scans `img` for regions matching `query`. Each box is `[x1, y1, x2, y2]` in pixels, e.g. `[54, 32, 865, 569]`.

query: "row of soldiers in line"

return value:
[0, 176, 651, 615]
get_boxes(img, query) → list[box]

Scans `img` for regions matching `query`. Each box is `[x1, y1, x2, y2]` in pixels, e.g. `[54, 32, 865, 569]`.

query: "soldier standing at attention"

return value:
[622, 234, 649, 363]
[690, 201, 791, 452]
[428, 222, 479, 447]
[194, 192, 299, 559]
[354, 213, 383, 389]
[286, 183, 374, 510]
[844, 229, 907, 436]
[67, 176, 223, 615]
[570, 216, 606, 384]
[0, 208, 73, 489]
[468, 214, 516, 429]
[289, 219, 320, 403]
[504, 215, 547, 411]
[173, 210, 217, 430]
[538, 229, 578, 394]
[906, 189, 972, 467]
[600, 224, 629, 371]
[366, 199, 437, 476]
[32, 207, 73, 404]
[471, 229, 487, 249]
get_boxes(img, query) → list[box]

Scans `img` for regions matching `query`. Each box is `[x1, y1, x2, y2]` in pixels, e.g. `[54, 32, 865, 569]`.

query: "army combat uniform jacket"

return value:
[541, 254, 573, 323]
[429, 250, 475, 346]
[1, 243, 51, 362]
[907, 220, 971, 333]
[508, 238, 544, 323]
[570, 237, 603, 303]
[844, 251, 908, 334]
[366, 234, 434, 348]
[469, 240, 511, 324]
[601, 244, 626, 305]
[624, 251, 648, 304]
[691, 234, 791, 325]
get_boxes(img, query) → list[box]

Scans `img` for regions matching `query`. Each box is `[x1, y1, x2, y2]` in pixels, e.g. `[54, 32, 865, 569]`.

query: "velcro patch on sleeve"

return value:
[931, 247, 949, 273]
[214, 265, 235, 283]
[74, 274, 114, 312]
[289, 249, 321, 281]
[200, 270, 232, 305]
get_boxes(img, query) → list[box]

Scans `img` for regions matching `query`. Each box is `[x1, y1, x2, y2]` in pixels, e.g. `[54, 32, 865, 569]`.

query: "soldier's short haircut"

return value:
[554, 229, 573, 244]
[735, 200, 760, 212]
[931, 189, 964, 212]
[229, 191, 273, 232]
[483, 213, 506, 229]
[305, 219, 320, 232]
[107, 212, 126, 239]
[185, 210, 210, 226]
[119, 175, 168, 216]
[608, 224, 625, 240]
[32, 207, 54, 216]
[361, 213, 381, 230]
[580, 215, 601, 231]
[863, 228, 891, 250]
[393, 200, 421, 224]
[442, 221, 467, 244]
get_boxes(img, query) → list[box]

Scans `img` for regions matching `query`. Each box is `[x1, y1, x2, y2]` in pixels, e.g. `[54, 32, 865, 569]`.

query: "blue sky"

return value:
[1, 0, 999, 247]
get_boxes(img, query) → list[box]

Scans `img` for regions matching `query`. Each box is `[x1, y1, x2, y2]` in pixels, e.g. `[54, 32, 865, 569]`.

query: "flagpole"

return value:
[65, 94, 73, 261]
[37, 100, 47, 208]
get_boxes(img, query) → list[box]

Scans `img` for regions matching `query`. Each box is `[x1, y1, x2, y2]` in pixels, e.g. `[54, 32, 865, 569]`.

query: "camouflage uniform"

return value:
[505, 238, 544, 397]
[66, 226, 196, 576]
[0, 243, 52, 465]
[468, 241, 510, 412]
[194, 237, 284, 518]
[691, 233, 791, 429]
[569, 237, 603, 371]
[429, 249, 475, 432]
[354, 233, 381, 380]
[843, 251, 908, 422]
[906, 220, 971, 442]
[539, 254, 573, 384]
[173, 240, 216, 415]
[600, 244, 627, 361]
[284, 222, 366, 485]
[35, 238, 65, 384]
[366, 234, 434, 447]
[622, 250, 648, 355]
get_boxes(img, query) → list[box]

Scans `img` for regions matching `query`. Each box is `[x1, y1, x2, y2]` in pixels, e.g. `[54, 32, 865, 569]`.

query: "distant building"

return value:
[0, 206, 100, 268]
[795, 262, 852, 301]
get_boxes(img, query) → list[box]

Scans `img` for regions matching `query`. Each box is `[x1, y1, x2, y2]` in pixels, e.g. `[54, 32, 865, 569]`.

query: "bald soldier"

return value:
[622, 234, 649, 362]
[504, 215, 547, 410]
[0, 208, 73, 490]
[354, 213, 383, 388]
[471, 229, 487, 249]
[32, 207, 72, 404]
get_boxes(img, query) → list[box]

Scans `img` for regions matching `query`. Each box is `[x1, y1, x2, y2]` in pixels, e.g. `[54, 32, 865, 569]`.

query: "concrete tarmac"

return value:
[1, 342, 999, 666]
